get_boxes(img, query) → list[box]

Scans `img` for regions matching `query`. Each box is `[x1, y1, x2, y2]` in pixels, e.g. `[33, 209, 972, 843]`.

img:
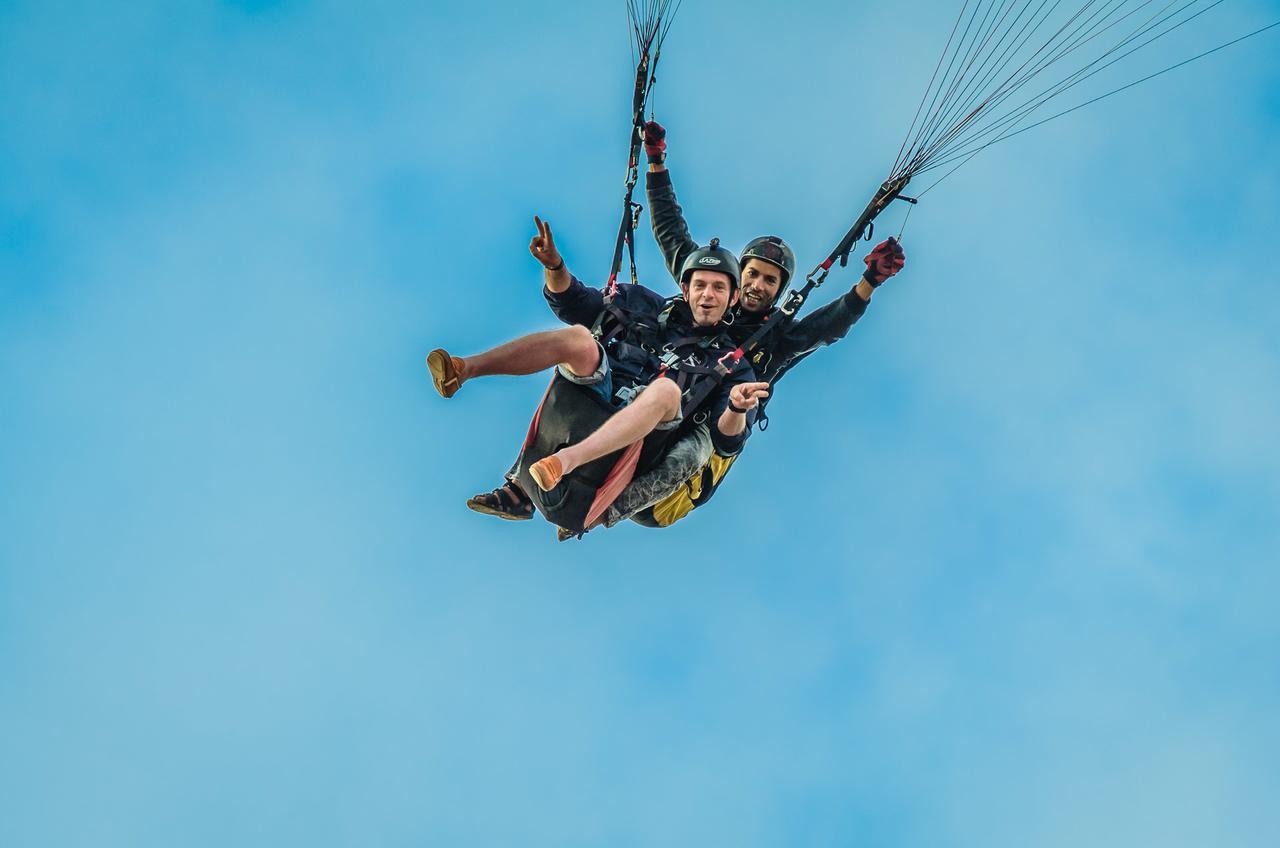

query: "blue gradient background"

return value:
[3, 1, 1279, 845]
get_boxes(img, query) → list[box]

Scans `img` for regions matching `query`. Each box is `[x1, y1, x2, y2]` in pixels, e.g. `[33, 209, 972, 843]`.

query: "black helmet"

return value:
[678, 238, 741, 291]
[739, 235, 796, 294]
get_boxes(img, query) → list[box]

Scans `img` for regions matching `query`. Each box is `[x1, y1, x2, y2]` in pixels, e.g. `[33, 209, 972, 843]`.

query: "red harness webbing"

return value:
[583, 439, 644, 530]
[522, 378, 556, 450]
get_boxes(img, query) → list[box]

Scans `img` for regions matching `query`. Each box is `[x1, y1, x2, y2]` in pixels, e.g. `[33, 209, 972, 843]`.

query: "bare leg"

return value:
[554, 377, 681, 476]
[461, 324, 600, 382]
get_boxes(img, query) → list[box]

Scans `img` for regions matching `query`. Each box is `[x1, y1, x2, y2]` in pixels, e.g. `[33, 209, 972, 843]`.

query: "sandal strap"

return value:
[486, 482, 530, 512]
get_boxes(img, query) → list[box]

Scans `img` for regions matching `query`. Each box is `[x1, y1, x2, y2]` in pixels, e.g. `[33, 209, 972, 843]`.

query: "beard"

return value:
[740, 290, 771, 312]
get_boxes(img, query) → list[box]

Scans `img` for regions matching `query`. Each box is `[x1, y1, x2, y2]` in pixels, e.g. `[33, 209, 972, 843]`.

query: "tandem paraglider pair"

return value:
[431, 212, 772, 539]
[427, 118, 906, 540]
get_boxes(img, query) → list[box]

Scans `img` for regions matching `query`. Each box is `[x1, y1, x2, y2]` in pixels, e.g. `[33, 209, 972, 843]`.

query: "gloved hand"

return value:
[863, 237, 905, 286]
[642, 120, 667, 164]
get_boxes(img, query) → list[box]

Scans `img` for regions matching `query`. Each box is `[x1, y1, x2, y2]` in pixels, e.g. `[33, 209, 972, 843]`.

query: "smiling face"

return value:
[681, 270, 739, 326]
[739, 258, 784, 314]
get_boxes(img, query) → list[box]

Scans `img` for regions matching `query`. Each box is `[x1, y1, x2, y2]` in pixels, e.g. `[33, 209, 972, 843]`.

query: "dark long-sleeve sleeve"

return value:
[773, 289, 870, 362]
[706, 363, 758, 456]
[646, 169, 699, 286]
[543, 275, 605, 328]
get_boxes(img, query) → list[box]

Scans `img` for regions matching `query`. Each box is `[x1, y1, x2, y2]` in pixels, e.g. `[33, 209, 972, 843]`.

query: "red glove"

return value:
[863, 237, 905, 286]
[643, 120, 666, 164]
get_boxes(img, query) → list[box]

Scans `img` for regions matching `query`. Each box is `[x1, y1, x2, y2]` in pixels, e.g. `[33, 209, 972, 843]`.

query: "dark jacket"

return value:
[647, 168, 868, 386]
[544, 276, 758, 456]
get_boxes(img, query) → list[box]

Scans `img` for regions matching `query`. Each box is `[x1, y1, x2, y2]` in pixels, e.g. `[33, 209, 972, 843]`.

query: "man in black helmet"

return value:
[642, 119, 904, 386]
[432, 216, 768, 530]
[598, 120, 906, 527]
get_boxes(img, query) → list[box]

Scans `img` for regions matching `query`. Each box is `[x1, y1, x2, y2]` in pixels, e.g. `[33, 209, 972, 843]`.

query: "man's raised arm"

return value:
[530, 215, 571, 293]
[643, 121, 699, 285]
[777, 238, 907, 360]
[530, 216, 605, 327]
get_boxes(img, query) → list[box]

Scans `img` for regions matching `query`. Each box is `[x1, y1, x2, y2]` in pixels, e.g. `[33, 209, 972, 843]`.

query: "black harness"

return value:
[589, 297, 745, 420]
[513, 295, 744, 537]
[673, 176, 919, 425]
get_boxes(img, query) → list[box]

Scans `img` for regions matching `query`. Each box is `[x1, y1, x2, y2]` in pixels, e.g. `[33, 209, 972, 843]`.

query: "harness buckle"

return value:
[614, 384, 643, 406]
[780, 289, 807, 317]
[716, 348, 743, 374]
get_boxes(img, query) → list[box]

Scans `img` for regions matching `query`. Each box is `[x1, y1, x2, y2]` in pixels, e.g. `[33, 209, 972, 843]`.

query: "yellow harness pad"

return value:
[648, 452, 739, 527]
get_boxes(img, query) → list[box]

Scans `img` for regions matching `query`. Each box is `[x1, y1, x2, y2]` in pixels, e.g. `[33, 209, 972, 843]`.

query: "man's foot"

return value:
[426, 348, 466, 398]
[529, 455, 564, 492]
[556, 526, 577, 542]
[466, 481, 534, 521]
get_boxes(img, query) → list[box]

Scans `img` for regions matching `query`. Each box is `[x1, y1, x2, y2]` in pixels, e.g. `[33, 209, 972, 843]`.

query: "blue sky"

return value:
[3, 0, 1279, 845]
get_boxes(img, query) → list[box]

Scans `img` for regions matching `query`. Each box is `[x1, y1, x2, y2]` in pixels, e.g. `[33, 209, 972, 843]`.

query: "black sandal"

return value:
[466, 481, 534, 521]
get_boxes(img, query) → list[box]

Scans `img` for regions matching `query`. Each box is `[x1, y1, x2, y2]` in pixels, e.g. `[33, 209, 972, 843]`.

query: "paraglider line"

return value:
[923, 0, 1229, 170]
[983, 16, 1280, 144]
[909, 0, 1215, 176]
[919, 13, 1280, 176]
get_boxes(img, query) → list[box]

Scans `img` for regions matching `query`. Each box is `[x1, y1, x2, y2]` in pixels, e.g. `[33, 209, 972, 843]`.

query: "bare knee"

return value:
[559, 325, 601, 377]
[556, 324, 594, 348]
[644, 376, 683, 420]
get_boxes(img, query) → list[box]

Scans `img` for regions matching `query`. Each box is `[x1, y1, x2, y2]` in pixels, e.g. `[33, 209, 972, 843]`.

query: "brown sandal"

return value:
[466, 481, 534, 521]
[427, 349, 465, 398]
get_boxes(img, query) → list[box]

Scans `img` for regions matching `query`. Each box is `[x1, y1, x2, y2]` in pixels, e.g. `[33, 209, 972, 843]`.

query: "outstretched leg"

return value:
[428, 325, 600, 398]
[529, 377, 682, 491]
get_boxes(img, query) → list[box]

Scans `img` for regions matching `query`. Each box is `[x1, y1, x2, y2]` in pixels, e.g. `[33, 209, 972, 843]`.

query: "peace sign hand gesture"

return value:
[729, 381, 771, 412]
[529, 216, 564, 272]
